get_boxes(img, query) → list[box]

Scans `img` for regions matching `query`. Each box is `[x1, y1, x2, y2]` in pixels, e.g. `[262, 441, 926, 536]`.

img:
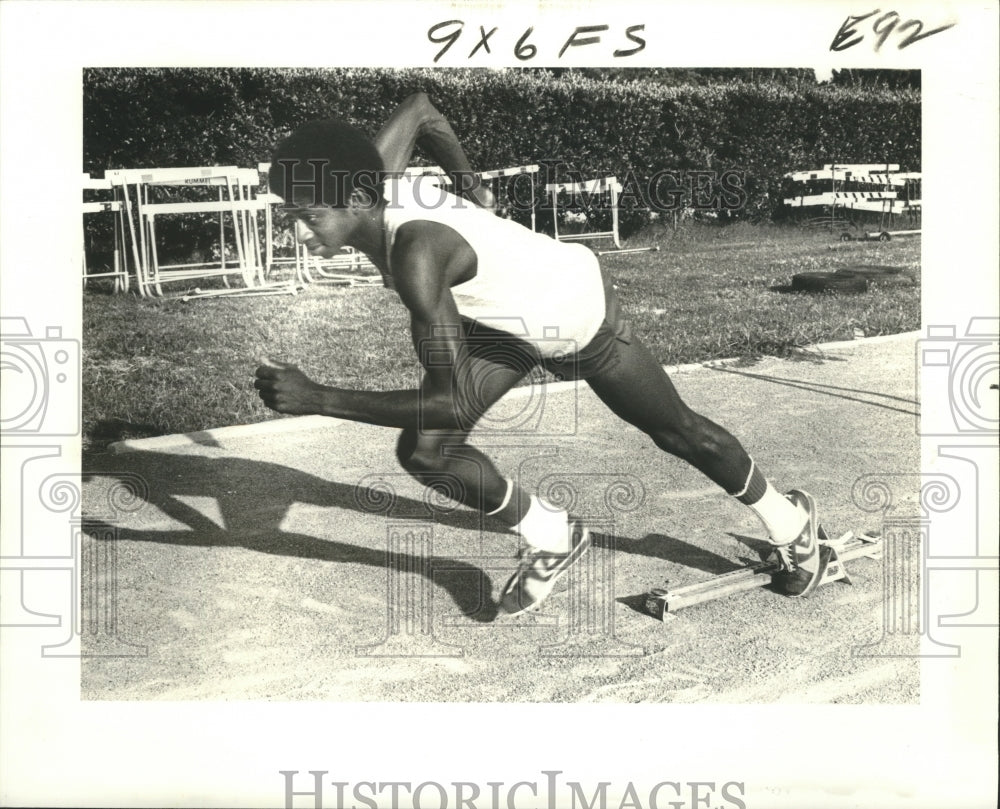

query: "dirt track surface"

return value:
[82, 334, 921, 703]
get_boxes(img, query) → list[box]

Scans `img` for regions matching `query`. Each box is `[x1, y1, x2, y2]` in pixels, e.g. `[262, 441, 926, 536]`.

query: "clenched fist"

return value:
[254, 357, 323, 415]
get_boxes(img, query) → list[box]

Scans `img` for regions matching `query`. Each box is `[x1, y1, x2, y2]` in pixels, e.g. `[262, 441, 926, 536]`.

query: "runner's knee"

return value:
[397, 429, 433, 473]
[396, 428, 456, 476]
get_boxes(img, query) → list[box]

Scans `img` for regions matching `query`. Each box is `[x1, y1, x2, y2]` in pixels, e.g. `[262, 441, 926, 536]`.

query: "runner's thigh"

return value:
[411, 328, 537, 446]
[584, 333, 694, 433]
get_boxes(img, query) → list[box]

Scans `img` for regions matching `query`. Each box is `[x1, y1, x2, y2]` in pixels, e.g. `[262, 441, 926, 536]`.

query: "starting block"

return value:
[644, 530, 883, 621]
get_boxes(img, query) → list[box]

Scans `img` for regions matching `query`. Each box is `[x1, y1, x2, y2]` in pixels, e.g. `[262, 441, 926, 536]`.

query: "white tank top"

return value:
[382, 178, 605, 357]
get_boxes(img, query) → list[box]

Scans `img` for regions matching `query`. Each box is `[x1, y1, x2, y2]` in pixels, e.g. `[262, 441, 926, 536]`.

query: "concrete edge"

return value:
[789, 330, 920, 354]
[110, 414, 344, 454]
[109, 330, 921, 454]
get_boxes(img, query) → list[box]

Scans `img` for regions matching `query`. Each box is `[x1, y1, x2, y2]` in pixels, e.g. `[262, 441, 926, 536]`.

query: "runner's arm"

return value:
[374, 92, 494, 209]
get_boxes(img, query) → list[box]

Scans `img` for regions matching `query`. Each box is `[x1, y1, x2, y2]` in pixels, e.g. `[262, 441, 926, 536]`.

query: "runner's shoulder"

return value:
[391, 220, 476, 283]
[393, 219, 466, 259]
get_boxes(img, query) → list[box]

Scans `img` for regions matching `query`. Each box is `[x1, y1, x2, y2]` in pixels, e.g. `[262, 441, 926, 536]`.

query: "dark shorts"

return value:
[460, 303, 633, 382]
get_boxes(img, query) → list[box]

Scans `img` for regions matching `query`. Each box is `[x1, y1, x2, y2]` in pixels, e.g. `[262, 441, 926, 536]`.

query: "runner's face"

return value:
[290, 205, 356, 257]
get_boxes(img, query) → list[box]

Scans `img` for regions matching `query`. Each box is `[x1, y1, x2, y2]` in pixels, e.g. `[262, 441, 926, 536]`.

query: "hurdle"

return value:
[546, 176, 658, 255]
[144, 167, 256, 294]
[82, 174, 129, 292]
[107, 166, 298, 300]
[107, 166, 251, 296]
[475, 164, 540, 230]
[547, 176, 622, 248]
[644, 530, 884, 620]
[255, 162, 308, 285]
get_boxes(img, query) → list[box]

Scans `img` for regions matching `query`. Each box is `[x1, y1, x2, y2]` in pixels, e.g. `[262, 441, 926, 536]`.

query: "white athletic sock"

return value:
[485, 478, 514, 517]
[511, 495, 571, 553]
[747, 483, 808, 544]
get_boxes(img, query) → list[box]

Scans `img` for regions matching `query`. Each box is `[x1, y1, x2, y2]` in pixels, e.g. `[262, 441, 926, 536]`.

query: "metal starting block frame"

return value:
[645, 530, 883, 621]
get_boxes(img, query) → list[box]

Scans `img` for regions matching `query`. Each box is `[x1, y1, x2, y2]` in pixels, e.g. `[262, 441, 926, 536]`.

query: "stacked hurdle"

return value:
[85, 161, 658, 297]
[107, 166, 255, 297]
[782, 164, 922, 238]
[545, 176, 657, 255]
[104, 167, 301, 300]
[81, 174, 130, 293]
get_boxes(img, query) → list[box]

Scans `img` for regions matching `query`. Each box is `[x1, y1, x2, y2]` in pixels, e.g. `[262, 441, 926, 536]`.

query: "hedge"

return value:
[83, 67, 920, 246]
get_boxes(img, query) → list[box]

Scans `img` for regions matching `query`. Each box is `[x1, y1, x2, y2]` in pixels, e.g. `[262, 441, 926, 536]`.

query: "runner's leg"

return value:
[584, 333, 808, 544]
[396, 346, 531, 525]
[585, 334, 750, 489]
[397, 337, 582, 556]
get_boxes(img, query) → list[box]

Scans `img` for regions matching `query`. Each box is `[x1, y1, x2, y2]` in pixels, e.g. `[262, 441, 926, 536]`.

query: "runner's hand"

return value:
[254, 357, 322, 415]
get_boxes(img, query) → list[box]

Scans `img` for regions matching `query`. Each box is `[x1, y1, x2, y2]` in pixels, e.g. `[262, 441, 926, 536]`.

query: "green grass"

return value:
[610, 222, 920, 361]
[83, 223, 919, 454]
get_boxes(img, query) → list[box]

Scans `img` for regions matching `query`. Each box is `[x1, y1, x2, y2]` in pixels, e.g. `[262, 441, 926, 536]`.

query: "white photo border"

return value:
[1, 1, 997, 807]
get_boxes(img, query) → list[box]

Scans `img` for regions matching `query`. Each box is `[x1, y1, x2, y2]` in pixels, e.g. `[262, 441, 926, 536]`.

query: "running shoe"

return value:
[770, 489, 828, 597]
[500, 520, 591, 615]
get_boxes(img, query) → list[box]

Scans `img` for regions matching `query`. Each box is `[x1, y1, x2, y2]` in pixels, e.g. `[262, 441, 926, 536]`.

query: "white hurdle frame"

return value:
[256, 162, 308, 284]
[106, 166, 298, 300]
[475, 164, 540, 231]
[546, 176, 622, 249]
[107, 166, 246, 296]
[82, 174, 129, 292]
[145, 167, 252, 294]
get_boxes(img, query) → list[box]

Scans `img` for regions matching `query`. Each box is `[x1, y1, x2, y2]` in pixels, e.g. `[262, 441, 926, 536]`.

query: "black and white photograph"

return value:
[1, 2, 997, 808]
[76, 63, 929, 703]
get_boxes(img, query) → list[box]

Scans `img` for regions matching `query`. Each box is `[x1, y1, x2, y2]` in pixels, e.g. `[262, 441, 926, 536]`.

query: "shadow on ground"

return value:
[86, 449, 766, 626]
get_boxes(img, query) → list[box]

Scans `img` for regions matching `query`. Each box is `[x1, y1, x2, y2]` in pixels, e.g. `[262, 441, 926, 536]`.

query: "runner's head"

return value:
[269, 119, 385, 209]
